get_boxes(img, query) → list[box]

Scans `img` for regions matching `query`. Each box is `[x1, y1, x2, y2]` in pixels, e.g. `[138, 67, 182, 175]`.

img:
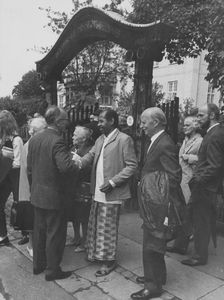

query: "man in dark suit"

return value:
[27, 106, 78, 281]
[182, 103, 224, 266]
[131, 107, 185, 300]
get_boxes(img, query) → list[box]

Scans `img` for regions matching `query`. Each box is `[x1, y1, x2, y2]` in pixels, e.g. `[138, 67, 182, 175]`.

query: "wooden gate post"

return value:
[132, 50, 154, 166]
[44, 79, 58, 106]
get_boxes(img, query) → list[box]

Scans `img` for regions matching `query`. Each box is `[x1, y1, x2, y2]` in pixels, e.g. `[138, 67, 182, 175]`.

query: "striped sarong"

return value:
[87, 201, 121, 261]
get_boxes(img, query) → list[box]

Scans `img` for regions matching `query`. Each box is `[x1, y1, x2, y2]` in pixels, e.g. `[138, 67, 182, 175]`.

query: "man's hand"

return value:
[71, 152, 82, 169]
[100, 181, 113, 193]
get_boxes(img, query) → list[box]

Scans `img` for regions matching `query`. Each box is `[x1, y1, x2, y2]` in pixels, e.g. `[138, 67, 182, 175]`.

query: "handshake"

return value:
[71, 151, 82, 169]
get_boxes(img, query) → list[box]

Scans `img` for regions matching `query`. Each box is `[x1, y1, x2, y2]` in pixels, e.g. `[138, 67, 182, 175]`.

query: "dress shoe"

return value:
[45, 270, 72, 281]
[33, 267, 45, 275]
[0, 237, 10, 246]
[181, 258, 206, 266]
[18, 236, 29, 245]
[166, 246, 186, 255]
[131, 288, 162, 300]
[136, 276, 166, 285]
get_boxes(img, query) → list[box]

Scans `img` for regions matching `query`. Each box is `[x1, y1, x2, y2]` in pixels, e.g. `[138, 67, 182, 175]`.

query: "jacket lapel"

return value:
[145, 131, 166, 163]
[104, 129, 119, 148]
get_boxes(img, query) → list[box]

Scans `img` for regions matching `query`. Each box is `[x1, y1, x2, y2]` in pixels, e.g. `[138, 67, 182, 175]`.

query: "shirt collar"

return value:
[150, 129, 165, 144]
[207, 123, 219, 133]
[103, 128, 117, 142]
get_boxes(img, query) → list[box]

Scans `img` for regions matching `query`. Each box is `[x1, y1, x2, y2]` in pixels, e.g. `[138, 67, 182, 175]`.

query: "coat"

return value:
[179, 133, 203, 203]
[27, 128, 78, 210]
[140, 131, 186, 240]
[81, 129, 138, 202]
[18, 141, 30, 201]
[189, 124, 224, 193]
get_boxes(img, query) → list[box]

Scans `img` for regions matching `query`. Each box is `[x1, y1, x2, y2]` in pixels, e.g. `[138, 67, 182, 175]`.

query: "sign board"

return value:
[127, 115, 134, 127]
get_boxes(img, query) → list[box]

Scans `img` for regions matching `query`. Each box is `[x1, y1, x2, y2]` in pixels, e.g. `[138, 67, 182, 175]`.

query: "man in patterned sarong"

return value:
[75, 109, 137, 277]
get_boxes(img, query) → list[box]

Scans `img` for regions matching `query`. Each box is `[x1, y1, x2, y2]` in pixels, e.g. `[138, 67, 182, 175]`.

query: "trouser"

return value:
[173, 203, 193, 251]
[143, 228, 166, 291]
[0, 168, 20, 237]
[33, 206, 67, 275]
[192, 189, 217, 263]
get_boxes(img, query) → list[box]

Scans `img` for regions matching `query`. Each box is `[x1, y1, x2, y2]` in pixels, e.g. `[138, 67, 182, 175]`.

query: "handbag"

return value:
[10, 201, 34, 231]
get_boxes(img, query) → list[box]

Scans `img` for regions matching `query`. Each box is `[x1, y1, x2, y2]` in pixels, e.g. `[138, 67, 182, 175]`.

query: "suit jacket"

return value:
[142, 131, 183, 191]
[81, 129, 138, 202]
[27, 128, 78, 210]
[190, 124, 224, 193]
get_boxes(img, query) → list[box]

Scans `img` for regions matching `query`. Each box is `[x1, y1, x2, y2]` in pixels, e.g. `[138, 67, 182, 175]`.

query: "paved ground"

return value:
[1, 204, 224, 300]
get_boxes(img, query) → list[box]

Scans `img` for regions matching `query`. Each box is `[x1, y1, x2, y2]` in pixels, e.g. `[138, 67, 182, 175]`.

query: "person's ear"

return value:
[209, 112, 215, 120]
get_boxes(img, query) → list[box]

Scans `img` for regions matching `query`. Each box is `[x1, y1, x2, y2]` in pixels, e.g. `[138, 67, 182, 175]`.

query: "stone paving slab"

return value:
[0, 245, 75, 300]
[165, 256, 224, 300]
[97, 272, 141, 300]
[74, 286, 114, 300]
[199, 285, 224, 300]
[119, 212, 143, 244]
[117, 237, 142, 271]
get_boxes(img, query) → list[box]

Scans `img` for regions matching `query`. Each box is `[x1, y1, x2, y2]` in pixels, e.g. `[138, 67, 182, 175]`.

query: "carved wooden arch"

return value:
[36, 6, 174, 107]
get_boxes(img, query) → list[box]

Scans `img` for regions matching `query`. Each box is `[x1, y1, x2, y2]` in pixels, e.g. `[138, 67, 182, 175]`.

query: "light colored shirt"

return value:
[94, 128, 121, 205]
[12, 136, 23, 168]
[147, 129, 164, 153]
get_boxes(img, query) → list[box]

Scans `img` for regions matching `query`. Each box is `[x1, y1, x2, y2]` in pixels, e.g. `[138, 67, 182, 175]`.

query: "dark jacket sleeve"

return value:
[53, 139, 79, 174]
[194, 135, 224, 185]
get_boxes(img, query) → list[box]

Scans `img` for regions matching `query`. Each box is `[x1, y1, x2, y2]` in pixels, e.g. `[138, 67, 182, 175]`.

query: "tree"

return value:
[116, 81, 165, 115]
[129, 0, 224, 92]
[39, 0, 130, 104]
[12, 70, 44, 99]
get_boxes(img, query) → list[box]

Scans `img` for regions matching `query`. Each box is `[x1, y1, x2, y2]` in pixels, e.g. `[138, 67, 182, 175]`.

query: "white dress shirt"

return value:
[94, 128, 121, 205]
[147, 129, 165, 154]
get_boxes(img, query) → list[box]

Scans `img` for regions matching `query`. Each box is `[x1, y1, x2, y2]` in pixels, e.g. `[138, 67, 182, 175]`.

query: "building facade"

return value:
[153, 51, 221, 108]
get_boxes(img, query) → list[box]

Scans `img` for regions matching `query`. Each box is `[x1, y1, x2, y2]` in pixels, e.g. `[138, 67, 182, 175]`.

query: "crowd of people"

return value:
[0, 102, 224, 299]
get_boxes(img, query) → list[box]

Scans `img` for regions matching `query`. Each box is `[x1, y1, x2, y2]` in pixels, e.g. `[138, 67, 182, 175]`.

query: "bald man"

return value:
[131, 108, 186, 300]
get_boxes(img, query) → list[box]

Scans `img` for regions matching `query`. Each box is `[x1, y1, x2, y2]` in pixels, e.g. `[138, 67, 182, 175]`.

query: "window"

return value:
[207, 83, 215, 103]
[154, 61, 159, 68]
[167, 81, 178, 100]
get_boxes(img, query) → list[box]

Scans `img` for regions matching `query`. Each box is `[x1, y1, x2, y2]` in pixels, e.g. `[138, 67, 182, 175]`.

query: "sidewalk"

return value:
[1, 209, 224, 300]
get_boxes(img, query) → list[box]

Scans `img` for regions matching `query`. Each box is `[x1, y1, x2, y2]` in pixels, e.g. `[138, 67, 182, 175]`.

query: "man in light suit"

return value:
[182, 103, 224, 266]
[27, 106, 78, 281]
[131, 107, 185, 300]
[75, 109, 138, 277]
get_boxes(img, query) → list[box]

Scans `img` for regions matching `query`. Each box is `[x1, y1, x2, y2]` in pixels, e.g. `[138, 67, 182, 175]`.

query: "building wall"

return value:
[153, 51, 221, 107]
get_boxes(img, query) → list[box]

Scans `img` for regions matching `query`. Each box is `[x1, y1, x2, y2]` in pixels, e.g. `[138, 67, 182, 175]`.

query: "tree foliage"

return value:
[0, 96, 48, 126]
[129, 0, 224, 92]
[12, 70, 44, 99]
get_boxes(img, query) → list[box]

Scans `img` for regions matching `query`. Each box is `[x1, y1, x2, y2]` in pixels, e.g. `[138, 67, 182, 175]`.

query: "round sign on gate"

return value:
[127, 115, 134, 127]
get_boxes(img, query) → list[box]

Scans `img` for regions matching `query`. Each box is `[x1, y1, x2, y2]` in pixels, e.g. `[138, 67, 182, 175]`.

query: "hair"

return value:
[143, 107, 167, 127]
[101, 109, 119, 128]
[0, 110, 18, 139]
[44, 105, 65, 125]
[29, 117, 47, 135]
[184, 115, 199, 130]
[75, 125, 92, 139]
[207, 103, 220, 121]
[74, 125, 93, 146]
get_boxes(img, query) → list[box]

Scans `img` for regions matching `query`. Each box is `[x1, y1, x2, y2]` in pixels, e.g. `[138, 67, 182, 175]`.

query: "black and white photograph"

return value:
[0, 0, 224, 299]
